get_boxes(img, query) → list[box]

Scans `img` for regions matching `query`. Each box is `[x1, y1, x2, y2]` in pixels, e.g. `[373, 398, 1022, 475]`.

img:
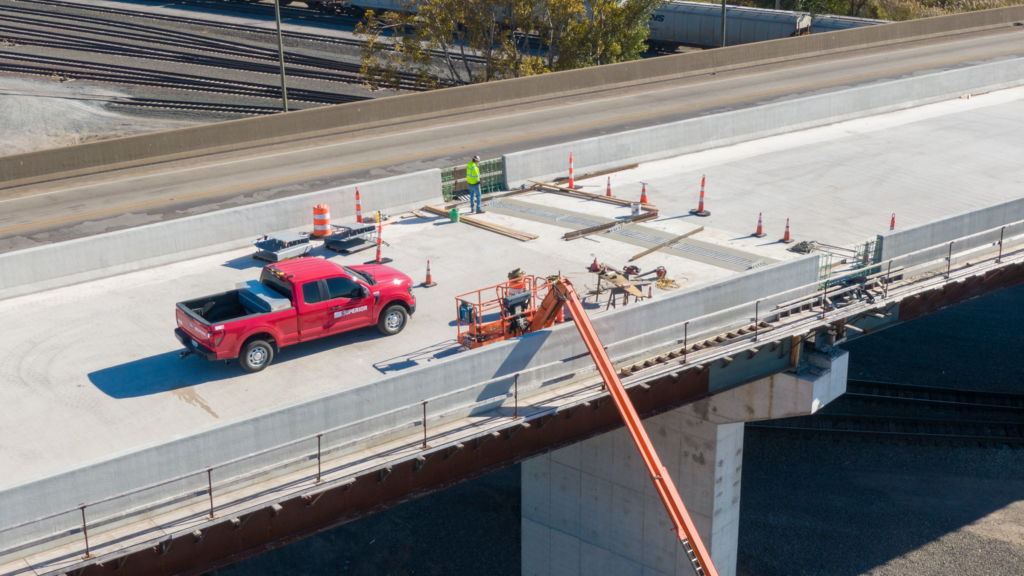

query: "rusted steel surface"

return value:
[898, 262, 1024, 322]
[70, 368, 710, 576]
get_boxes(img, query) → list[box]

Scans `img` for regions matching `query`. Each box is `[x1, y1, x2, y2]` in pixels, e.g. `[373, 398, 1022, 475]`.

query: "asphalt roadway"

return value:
[2, 26, 1024, 252]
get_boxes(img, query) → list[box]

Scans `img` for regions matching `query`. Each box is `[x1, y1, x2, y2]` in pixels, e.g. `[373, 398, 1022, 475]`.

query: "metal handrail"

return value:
[2, 217, 1022, 556]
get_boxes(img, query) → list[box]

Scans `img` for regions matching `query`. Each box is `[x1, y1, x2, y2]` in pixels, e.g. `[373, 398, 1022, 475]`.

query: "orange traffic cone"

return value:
[640, 183, 649, 205]
[568, 152, 575, 189]
[365, 221, 393, 264]
[780, 218, 793, 243]
[752, 212, 766, 238]
[648, 285, 653, 299]
[890, 213, 895, 231]
[423, 260, 437, 287]
[606, 176, 612, 198]
[623, 292, 628, 306]
[355, 188, 363, 224]
[689, 175, 711, 217]
[556, 305, 565, 323]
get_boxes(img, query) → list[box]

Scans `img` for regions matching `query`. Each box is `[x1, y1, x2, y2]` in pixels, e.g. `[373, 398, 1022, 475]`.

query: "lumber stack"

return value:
[423, 205, 538, 242]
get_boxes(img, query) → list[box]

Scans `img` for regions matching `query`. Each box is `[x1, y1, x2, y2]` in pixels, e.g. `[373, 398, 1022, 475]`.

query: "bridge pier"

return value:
[521, 350, 848, 576]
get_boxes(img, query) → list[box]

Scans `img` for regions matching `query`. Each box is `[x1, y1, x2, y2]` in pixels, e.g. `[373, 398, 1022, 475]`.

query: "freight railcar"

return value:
[648, 2, 811, 49]
[810, 13, 888, 34]
[270, 0, 887, 47]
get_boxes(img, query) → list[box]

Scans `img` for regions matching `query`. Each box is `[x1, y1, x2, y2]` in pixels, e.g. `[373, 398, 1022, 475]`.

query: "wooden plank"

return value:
[423, 205, 538, 242]
[629, 227, 704, 262]
[528, 180, 658, 211]
[600, 272, 644, 298]
[552, 164, 639, 184]
[563, 212, 658, 240]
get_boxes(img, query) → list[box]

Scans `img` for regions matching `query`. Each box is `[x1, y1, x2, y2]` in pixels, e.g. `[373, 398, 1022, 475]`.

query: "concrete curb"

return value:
[0, 169, 443, 301]
[2, 6, 1023, 189]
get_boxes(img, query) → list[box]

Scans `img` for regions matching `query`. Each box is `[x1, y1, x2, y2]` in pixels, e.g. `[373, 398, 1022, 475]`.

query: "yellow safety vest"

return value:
[466, 162, 481, 185]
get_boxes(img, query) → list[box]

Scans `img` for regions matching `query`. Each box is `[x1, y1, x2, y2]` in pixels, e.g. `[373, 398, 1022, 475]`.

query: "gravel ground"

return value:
[209, 283, 1024, 575]
[0, 0, 402, 154]
[0, 76, 208, 155]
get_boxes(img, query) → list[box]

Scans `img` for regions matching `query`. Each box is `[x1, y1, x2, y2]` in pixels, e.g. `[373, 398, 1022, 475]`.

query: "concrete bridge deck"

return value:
[1, 85, 1023, 490]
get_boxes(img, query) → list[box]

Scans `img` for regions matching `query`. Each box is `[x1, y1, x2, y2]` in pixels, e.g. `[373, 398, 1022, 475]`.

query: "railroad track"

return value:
[747, 380, 1024, 446]
[749, 413, 1024, 447]
[844, 379, 1024, 412]
[109, 96, 283, 114]
[0, 8, 437, 88]
[7, 0, 485, 65]
[0, 27, 373, 86]
[0, 53, 368, 104]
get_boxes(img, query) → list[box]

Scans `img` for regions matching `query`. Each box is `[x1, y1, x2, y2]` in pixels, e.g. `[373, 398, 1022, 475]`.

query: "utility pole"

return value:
[273, 0, 289, 112]
[720, 0, 727, 47]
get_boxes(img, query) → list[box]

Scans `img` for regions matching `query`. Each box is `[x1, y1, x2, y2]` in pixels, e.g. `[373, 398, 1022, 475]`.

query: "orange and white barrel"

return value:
[313, 204, 330, 237]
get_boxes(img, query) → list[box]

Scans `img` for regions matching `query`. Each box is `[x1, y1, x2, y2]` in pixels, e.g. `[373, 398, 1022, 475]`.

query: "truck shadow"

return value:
[88, 350, 240, 398]
[372, 341, 464, 374]
[88, 327, 404, 398]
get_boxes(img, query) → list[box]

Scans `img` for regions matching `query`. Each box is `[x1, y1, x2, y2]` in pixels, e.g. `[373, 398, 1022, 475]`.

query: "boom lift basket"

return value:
[454, 275, 553, 349]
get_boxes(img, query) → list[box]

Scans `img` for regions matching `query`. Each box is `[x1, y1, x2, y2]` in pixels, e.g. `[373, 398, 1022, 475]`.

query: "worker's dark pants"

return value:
[469, 183, 481, 211]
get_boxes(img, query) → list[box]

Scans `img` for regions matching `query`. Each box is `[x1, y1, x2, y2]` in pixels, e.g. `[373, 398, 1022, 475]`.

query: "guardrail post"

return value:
[821, 282, 829, 320]
[421, 401, 430, 450]
[316, 434, 322, 484]
[884, 261, 892, 299]
[80, 505, 91, 559]
[513, 373, 521, 420]
[947, 241, 954, 278]
[683, 321, 688, 363]
[753, 301, 760, 341]
[207, 469, 215, 519]
[998, 226, 1005, 263]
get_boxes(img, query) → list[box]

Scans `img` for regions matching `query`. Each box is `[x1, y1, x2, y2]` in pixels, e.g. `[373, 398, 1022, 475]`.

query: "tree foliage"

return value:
[356, 0, 663, 89]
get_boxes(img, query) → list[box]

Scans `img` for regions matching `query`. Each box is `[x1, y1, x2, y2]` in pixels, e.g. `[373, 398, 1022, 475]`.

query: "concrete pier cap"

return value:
[521, 350, 848, 576]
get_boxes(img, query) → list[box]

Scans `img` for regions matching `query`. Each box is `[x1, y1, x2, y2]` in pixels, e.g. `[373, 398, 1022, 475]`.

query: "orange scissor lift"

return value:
[456, 276, 718, 576]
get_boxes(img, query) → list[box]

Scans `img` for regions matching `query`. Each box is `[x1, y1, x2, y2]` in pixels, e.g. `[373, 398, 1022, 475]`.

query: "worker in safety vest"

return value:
[507, 268, 527, 295]
[467, 155, 483, 214]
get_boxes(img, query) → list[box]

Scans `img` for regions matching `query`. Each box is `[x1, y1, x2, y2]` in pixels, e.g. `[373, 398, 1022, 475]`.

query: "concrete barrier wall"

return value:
[0, 170, 442, 301]
[877, 196, 1024, 268]
[0, 254, 820, 550]
[3, 6, 1023, 188]
[503, 57, 1024, 188]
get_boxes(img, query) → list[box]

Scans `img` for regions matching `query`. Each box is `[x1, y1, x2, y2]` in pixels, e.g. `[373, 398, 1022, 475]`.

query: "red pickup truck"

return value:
[175, 258, 416, 372]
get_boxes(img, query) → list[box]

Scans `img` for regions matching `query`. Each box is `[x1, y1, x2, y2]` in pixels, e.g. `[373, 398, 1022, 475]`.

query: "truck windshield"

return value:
[259, 269, 293, 299]
[344, 266, 376, 285]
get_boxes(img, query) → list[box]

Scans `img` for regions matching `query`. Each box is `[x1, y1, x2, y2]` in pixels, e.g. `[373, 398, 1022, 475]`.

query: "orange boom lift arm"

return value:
[456, 275, 718, 575]
[535, 279, 719, 576]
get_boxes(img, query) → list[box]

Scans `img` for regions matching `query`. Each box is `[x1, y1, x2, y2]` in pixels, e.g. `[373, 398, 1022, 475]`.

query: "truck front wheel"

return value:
[377, 304, 408, 336]
[240, 339, 274, 373]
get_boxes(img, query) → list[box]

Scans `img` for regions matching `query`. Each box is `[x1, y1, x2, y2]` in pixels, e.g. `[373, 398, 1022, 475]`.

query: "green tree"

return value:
[357, 0, 664, 88]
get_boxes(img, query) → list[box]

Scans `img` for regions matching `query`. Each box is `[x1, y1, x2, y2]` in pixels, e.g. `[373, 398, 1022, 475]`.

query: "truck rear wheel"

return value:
[377, 304, 408, 336]
[240, 339, 274, 373]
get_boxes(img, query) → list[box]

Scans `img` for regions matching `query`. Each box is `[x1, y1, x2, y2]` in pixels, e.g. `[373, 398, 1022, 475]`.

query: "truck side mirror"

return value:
[361, 286, 371, 299]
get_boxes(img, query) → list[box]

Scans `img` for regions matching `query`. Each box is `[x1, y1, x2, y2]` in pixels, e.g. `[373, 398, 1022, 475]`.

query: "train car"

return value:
[305, 0, 406, 14]
[810, 14, 888, 34]
[647, 2, 811, 49]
